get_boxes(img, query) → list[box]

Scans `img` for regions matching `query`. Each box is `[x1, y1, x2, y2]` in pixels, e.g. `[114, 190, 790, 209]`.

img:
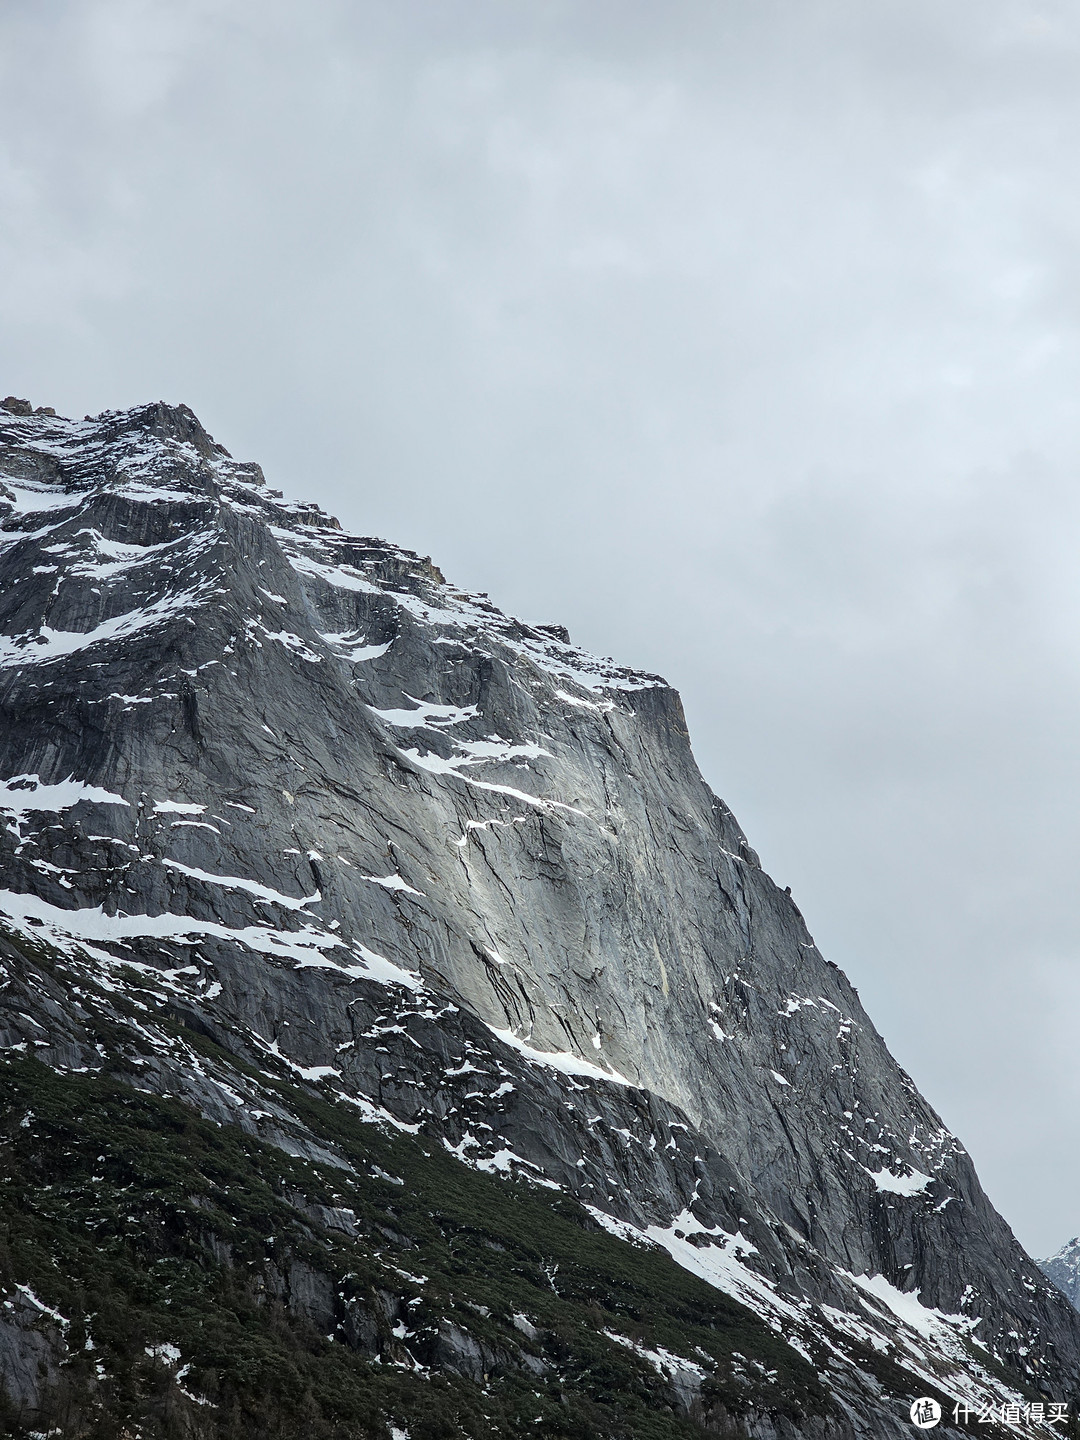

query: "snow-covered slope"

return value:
[0, 397, 1076, 1438]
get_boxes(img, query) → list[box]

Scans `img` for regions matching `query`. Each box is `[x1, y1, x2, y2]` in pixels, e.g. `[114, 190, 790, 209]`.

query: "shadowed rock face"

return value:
[0, 400, 1077, 1436]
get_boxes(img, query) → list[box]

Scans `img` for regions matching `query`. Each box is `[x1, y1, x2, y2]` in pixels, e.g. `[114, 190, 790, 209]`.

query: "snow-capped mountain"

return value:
[1041, 1239, 1080, 1312]
[0, 396, 1076, 1438]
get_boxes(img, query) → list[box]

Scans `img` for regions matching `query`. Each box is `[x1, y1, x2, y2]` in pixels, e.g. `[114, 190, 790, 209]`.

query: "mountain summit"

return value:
[0, 399, 1077, 1438]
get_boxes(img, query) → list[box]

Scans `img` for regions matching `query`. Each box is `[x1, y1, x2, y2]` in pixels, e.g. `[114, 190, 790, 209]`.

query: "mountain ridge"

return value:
[0, 396, 1077, 1438]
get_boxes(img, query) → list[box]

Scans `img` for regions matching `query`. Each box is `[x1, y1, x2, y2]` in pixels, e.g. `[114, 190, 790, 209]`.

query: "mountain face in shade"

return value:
[1041, 1240, 1080, 1313]
[0, 397, 1077, 1440]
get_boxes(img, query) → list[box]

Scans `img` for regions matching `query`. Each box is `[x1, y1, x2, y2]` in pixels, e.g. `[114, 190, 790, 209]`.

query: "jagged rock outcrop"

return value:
[0, 397, 1077, 1438]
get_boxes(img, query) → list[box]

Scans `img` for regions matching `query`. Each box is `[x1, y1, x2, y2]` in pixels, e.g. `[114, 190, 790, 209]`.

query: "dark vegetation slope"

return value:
[0, 1023, 827, 1436]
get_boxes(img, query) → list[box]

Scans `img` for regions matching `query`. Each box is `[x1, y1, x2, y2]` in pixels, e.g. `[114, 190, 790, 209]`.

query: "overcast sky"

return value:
[3, 0, 1080, 1257]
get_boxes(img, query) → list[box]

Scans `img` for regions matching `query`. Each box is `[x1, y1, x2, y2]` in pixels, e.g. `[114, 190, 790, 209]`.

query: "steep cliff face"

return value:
[0, 398, 1076, 1438]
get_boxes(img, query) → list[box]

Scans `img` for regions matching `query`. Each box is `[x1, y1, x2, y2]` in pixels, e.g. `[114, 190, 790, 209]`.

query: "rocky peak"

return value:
[85, 400, 231, 459]
[2, 396, 56, 418]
